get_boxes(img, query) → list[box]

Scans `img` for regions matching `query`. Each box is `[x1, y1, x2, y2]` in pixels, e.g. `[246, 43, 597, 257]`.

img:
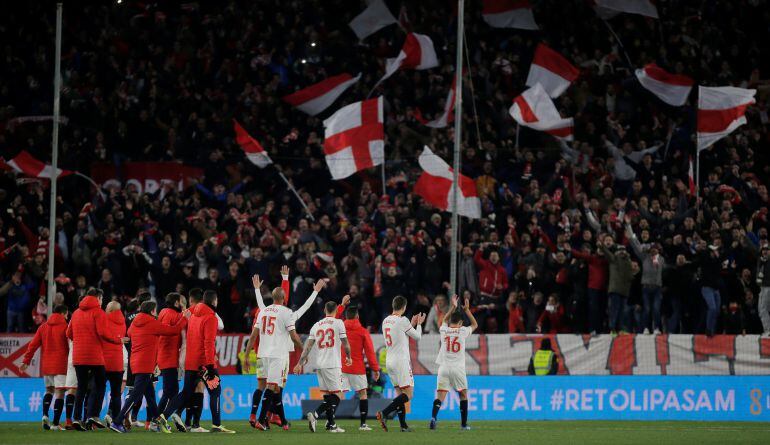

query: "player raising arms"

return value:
[250, 273, 326, 431]
[376, 296, 426, 432]
[429, 295, 477, 431]
[295, 301, 352, 433]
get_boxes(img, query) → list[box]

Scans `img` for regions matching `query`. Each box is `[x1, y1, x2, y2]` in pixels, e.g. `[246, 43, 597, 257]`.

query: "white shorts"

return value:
[261, 356, 289, 386]
[386, 361, 413, 389]
[44, 374, 66, 389]
[64, 362, 77, 389]
[317, 368, 343, 393]
[436, 365, 468, 392]
[341, 373, 368, 392]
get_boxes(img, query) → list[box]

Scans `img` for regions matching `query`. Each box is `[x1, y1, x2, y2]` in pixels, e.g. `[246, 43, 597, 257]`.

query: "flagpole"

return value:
[276, 170, 315, 221]
[47, 3, 63, 316]
[449, 0, 464, 299]
[381, 162, 386, 196]
[601, 19, 633, 68]
[695, 149, 700, 206]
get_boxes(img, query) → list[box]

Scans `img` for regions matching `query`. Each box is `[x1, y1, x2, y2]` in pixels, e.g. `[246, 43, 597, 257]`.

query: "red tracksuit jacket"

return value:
[23, 312, 69, 375]
[66, 296, 122, 366]
[128, 312, 186, 374]
[157, 307, 185, 370]
[103, 310, 127, 372]
[185, 303, 218, 371]
[335, 305, 380, 375]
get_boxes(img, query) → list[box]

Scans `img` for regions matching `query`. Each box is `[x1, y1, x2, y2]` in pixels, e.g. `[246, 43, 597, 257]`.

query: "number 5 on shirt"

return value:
[384, 328, 392, 346]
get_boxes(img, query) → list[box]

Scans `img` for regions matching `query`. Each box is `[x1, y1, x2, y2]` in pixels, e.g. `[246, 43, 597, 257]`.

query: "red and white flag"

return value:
[526, 43, 579, 98]
[482, 0, 539, 30]
[697, 86, 756, 151]
[282, 73, 361, 116]
[415, 76, 457, 128]
[414, 146, 481, 219]
[4, 151, 72, 179]
[509, 83, 574, 141]
[323, 97, 384, 180]
[381, 33, 438, 81]
[348, 0, 397, 41]
[594, 0, 659, 19]
[635, 64, 693, 106]
[233, 120, 272, 168]
[688, 156, 696, 196]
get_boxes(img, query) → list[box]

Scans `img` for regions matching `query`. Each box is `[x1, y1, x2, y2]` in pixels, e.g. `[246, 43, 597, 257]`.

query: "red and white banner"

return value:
[414, 146, 481, 219]
[323, 97, 385, 179]
[2, 151, 73, 179]
[526, 43, 579, 98]
[635, 63, 693, 106]
[482, 0, 539, 30]
[90, 162, 204, 194]
[697, 86, 756, 151]
[282, 73, 362, 116]
[0, 335, 40, 377]
[234, 120, 272, 168]
[510, 83, 574, 140]
[415, 76, 457, 128]
[348, 0, 397, 41]
[594, 0, 659, 19]
[381, 33, 439, 81]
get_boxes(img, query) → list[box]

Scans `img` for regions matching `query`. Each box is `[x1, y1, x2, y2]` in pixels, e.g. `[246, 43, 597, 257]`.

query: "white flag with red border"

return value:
[509, 83, 574, 141]
[635, 63, 693, 106]
[594, 0, 659, 19]
[697, 86, 756, 151]
[381, 33, 438, 81]
[348, 0, 398, 41]
[526, 43, 579, 98]
[482, 0, 539, 30]
[282, 73, 361, 116]
[414, 146, 481, 219]
[3, 151, 73, 179]
[323, 97, 385, 180]
[234, 120, 272, 168]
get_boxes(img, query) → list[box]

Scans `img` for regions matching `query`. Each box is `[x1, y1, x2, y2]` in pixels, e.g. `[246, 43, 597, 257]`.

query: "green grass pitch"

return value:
[1, 421, 770, 444]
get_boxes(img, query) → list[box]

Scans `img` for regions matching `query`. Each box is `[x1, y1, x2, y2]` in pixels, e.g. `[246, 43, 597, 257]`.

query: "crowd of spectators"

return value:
[1, 0, 770, 336]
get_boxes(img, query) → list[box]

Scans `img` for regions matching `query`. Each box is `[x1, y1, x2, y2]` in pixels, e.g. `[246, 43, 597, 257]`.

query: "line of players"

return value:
[22, 265, 477, 433]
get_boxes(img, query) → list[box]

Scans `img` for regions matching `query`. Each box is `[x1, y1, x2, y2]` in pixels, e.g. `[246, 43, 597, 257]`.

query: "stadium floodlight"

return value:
[301, 59, 307, 64]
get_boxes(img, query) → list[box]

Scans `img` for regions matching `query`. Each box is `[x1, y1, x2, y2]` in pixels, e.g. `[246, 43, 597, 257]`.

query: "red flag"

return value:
[635, 64, 693, 106]
[323, 97, 385, 180]
[5, 151, 73, 179]
[414, 146, 481, 219]
[381, 33, 439, 82]
[526, 44, 579, 98]
[697, 86, 756, 151]
[282, 73, 361, 116]
[233, 120, 272, 168]
[509, 84, 574, 141]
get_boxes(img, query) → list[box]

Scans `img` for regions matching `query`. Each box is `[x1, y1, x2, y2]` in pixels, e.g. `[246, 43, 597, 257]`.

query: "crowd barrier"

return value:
[1, 375, 770, 421]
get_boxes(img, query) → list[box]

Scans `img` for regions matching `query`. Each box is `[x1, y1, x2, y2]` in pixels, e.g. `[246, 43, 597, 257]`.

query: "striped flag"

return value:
[234, 120, 272, 168]
[697, 86, 756, 151]
[509, 83, 574, 141]
[482, 0, 539, 30]
[282, 73, 361, 116]
[3, 151, 72, 179]
[526, 43, 579, 98]
[635, 64, 693, 106]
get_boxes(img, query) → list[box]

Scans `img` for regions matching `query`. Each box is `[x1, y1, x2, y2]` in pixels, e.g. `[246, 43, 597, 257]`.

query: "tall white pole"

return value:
[449, 0, 464, 299]
[47, 3, 63, 315]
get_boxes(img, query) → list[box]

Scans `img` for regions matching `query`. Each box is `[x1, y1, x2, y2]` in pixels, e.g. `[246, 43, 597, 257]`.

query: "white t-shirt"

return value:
[308, 316, 347, 369]
[256, 304, 295, 359]
[381, 315, 421, 366]
[436, 324, 472, 367]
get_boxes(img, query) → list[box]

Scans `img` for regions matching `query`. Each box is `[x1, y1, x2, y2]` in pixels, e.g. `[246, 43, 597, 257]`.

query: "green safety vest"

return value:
[533, 350, 554, 376]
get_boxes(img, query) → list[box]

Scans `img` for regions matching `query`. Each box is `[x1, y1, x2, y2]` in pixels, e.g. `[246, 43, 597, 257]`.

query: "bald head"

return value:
[106, 301, 121, 313]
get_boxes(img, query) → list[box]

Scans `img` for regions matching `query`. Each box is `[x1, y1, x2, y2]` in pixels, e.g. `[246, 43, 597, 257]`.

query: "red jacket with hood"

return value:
[66, 296, 122, 365]
[103, 310, 126, 372]
[185, 303, 218, 371]
[23, 312, 69, 375]
[128, 312, 186, 374]
[475, 250, 509, 297]
[157, 307, 185, 369]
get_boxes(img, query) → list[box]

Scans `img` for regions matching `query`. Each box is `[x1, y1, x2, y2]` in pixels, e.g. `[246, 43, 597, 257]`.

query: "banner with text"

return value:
[0, 335, 40, 377]
[90, 162, 203, 194]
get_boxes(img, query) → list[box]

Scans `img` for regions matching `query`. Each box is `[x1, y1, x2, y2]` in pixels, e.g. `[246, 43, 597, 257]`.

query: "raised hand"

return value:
[341, 294, 351, 306]
[313, 278, 328, 293]
[451, 294, 459, 307]
[416, 312, 427, 325]
[463, 297, 471, 311]
[252, 274, 263, 289]
[281, 265, 289, 277]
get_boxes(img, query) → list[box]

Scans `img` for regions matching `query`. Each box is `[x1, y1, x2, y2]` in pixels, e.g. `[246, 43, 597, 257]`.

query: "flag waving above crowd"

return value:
[593, 0, 659, 19]
[509, 83, 574, 141]
[323, 97, 385, 180]
[525, 43, 580, 98]
[414, 146, 481, 219]
[482, 0, 539, 30]
[381, 32, 439, 81]
[635, 64, 694, 106]
[697, 86, 756, 151]
[234, 120, 272, 168]
[282, 73, 361, 116]
[0, 151, 73, 179]
[348, 0, 398, 40]
[415, 75, 457, 128]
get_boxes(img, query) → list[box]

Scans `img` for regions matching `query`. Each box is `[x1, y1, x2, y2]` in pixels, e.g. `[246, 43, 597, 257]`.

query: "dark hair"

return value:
[127, 299, 139, 313]
[53, 304, 68, 315]
[392, 295, 407, 311]
[140, 301, 157, 315]
[86, 287, 102, 298]
[541, 338, 552, 350]
[203, 290, 217, 306]
[136, 291, 152, 303]
[189, 288, 203, 304]
[324, 301, 338, 314]
[165, 292, 181, 308]
[345, 305, 359, 319]
[449, 311, 463, 325]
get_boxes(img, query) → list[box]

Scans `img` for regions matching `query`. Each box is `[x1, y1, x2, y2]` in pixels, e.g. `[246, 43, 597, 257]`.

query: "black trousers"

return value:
[158, 368, 179, 414]
[115, 373, 158, 424]
[163, 370, 221, 425]
[105, 371, 123, 417]
[74, 365, 106, 421]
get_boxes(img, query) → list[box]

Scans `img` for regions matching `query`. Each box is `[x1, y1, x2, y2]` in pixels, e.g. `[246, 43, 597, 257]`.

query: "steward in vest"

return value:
[528, 338, 558, 375]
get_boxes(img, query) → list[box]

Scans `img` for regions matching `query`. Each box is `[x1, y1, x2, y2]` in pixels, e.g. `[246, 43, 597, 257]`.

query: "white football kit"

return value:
[381, 315, 422, 388]
[308, 316, 347, 393]
[435, 324, 471, 392]
[255, 304, 295, 385]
